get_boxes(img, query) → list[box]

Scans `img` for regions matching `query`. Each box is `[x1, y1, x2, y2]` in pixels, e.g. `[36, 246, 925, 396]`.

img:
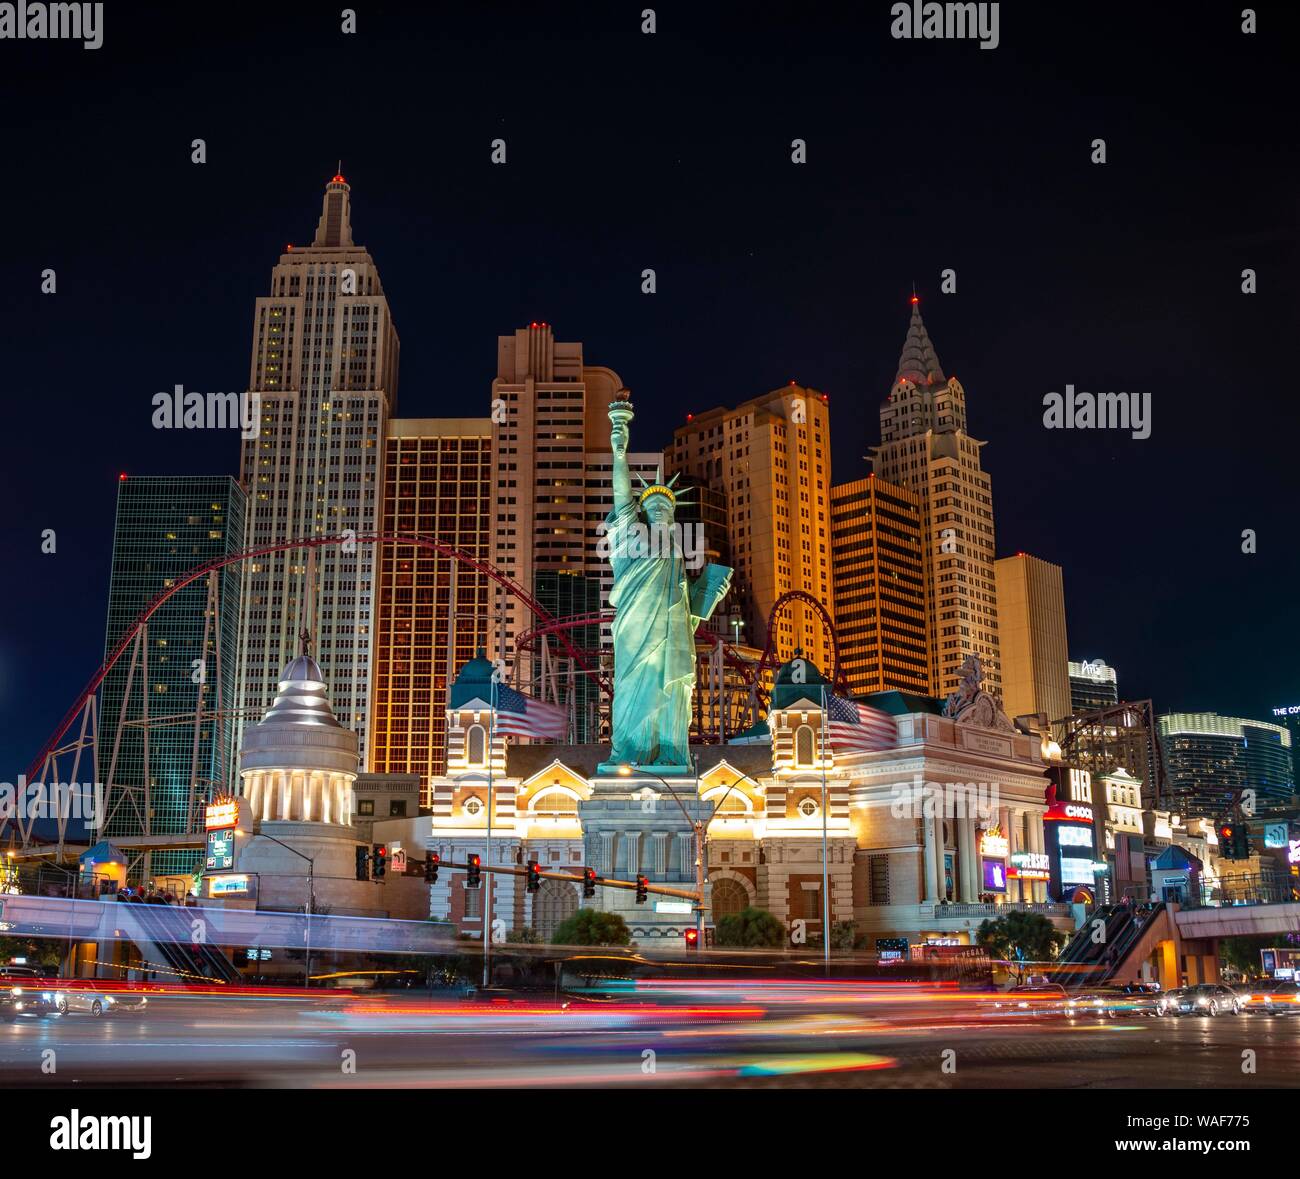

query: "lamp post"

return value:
[617, 762, 705, 949]
[250, 832, 315, 988]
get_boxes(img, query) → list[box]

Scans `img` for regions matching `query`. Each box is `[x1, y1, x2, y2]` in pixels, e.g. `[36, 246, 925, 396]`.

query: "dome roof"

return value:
[771, 651, 831, 711]
[449, 648, 499, 708]
[259, 655, 342, 728]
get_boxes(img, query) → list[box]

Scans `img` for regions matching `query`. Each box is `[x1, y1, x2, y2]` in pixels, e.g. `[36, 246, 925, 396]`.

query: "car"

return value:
[51, 986, 149, 1017]
[1241, 979, 1300, 1016]
[1069, 984, 1163, 1018]
[0, 966, 59, 1018]
[993, 983, 1070, 1016]
[1161, 983, 1241, 1017]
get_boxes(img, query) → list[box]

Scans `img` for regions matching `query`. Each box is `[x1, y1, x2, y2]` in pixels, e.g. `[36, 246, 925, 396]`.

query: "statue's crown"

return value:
[635, 469, 690, 509]
[639, 483, 676, 507]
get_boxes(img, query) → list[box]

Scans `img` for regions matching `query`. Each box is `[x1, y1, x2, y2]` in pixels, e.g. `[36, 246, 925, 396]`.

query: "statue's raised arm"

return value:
[609, 387, 633, 513]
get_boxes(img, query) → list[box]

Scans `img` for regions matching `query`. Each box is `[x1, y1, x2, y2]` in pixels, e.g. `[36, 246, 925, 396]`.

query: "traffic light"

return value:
[372, 845, 387, 878]
[582, 867, 597, 899]
[1235, 825, 1251, 859]
[424, 853, 440, 884]
[1219, 822, 1249, 860]
[355, 846, 370, 881]
[525, 860, 542, 892]
[635, 874, 648, 904]
[684, 927, 699, 950]
[466, 853, 481, 889]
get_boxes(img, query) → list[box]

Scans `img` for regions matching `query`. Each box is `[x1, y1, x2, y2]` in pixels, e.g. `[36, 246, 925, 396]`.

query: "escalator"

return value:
[118, 899, 241, 984]
[1050, 903, 1166, 988]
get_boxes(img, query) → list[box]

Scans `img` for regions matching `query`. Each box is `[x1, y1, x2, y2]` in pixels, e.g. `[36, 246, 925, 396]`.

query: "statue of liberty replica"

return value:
[600, 390, 733, 773]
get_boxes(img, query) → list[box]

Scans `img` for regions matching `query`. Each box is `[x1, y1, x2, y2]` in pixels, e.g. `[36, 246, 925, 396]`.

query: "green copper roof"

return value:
[449, 648, 497, 708]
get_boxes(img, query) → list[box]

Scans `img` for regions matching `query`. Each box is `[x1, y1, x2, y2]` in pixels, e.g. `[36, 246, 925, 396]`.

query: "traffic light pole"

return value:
[413, 856, 702, 903]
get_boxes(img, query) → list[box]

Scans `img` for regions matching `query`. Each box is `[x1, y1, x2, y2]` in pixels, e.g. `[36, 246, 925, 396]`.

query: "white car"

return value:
[49, 987, 149, 1017]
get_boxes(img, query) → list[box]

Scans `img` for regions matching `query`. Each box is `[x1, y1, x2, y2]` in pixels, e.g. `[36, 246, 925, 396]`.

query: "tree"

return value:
[551, 909, 631, 947]
[715, 906, 786, 949]
[975, 911, 1065, 982]
[829, 921, 858, 951]
[506, 926, 541, 945]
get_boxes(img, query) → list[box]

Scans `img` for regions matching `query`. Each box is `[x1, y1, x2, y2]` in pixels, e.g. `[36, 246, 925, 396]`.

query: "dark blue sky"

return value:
[1, 1, 1297, 775]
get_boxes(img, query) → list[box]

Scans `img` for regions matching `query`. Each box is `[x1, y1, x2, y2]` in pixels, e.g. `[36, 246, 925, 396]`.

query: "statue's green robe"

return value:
[605, 502, 697, 768]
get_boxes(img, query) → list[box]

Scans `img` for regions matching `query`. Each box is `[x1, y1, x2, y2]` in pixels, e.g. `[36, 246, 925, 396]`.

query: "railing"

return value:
[931, 901, 1072, 919]
[1186, 876, 1297, 910]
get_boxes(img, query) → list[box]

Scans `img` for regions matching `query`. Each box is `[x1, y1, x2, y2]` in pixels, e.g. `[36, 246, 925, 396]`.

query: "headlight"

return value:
[103, 996, 114, 1005]
[1196, 998, 1208, 1006]
[11, 987, 22, 996]
[42, 993, 52, 1002]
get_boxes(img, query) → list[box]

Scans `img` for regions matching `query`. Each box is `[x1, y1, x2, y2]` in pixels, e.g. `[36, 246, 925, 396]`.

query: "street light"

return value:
[249, 832, 315, 988]
[616, 761, 706, 950]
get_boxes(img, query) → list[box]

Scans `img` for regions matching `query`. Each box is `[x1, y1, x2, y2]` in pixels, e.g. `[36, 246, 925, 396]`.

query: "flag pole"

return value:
[483, 674, 495, 988]
[820, 684, 830, 974]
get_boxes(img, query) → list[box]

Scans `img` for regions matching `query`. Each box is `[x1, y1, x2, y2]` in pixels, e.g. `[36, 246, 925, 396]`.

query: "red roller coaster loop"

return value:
[23, 532, 609, 787]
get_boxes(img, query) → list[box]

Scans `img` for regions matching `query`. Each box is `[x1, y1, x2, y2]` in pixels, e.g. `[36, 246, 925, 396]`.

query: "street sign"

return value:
[1265, 822, 1289, 849]
[390, 849, 408, 875]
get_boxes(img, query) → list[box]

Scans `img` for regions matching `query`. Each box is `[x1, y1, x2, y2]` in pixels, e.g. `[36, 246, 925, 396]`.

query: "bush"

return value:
[715, 907, 786, 949]
[829, 921, 858, 951]
[506, 926, 541, 945]
[551, 909, 632, 947]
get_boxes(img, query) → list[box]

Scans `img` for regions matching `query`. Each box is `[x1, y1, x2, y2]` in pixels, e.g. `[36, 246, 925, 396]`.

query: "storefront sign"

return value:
[205, 800, 239, 830]
[209, 874, 253, 897]
[1264, 823, 1289, 849]
[979, 827, 1009, 858]
[1009, 851, 1050, 881]
[982, 859, 1007, 892]
[205, 827, 235, 872]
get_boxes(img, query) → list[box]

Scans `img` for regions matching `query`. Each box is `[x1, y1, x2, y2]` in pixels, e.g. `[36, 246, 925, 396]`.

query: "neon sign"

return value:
[205, 800, 239, 830]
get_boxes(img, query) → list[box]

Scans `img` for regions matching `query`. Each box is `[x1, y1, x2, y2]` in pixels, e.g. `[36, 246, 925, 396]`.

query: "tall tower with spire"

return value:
[234, 173, 400, 770]
[869, 296, 1000, 699]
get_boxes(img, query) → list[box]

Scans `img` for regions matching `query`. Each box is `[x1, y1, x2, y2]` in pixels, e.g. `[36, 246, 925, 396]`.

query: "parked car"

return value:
[51, 985, 149, 1017]
[0, 966, 59, 1018]
[1161, 983, 1241, 1017]
[1241, 978, 1300, 1016]
[1092, 983, 1164, 1017]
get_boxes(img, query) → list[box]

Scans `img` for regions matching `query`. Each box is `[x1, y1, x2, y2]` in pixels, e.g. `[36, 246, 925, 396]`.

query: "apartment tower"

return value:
[370, 418, 492, 796]
[830, 474, 928, 695]
[870, 297, 1000, 698]
[994, 553, 1071, 726]
[235, 174, 400, 767]
[666, 386, 834, 673]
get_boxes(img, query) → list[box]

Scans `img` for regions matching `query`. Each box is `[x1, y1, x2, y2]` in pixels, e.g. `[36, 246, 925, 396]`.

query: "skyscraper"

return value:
[1069, 658, 1120, 713]
[830, 474, 928, 695]
[1159, 712, 1295, 817]
[994, 553, 1071, 725]
[235, 174, 400, 768]
[99, 476, 246, 875]
[489, 324, 658, 710]
[870, 298, 1000, 698]
[666, 385, 835, 673]
[370, 418, 492, 797]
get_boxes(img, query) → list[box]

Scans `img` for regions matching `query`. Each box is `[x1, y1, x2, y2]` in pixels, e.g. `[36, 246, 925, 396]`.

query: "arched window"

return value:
[713, 791, 749, 816]
[466, 724, 486, 765]
[532, 789, 578, 816]
[795, 724, 815, 766]
[710, 877, 750, 920]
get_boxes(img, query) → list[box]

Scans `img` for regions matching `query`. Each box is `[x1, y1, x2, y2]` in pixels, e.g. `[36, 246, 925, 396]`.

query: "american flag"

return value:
[826, 691, 896, 753]
[491, 682, 570, 742]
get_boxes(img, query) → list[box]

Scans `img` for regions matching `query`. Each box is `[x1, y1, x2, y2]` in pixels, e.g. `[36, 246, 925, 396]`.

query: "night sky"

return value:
[2, 1, 1296, 774]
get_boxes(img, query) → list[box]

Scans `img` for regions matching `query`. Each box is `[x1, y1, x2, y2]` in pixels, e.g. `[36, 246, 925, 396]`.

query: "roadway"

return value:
[3, 986, 1300, 1088]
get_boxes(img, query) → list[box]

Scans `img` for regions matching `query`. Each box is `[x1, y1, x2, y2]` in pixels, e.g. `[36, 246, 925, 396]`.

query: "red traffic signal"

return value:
[466, 853, 482, 889]
[635, 874, 649, 904]
[525, 860, 542, 893]
[424, 852, 441, 883]
[684, 928, 699, 948]
[582, 867, 597, 899]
